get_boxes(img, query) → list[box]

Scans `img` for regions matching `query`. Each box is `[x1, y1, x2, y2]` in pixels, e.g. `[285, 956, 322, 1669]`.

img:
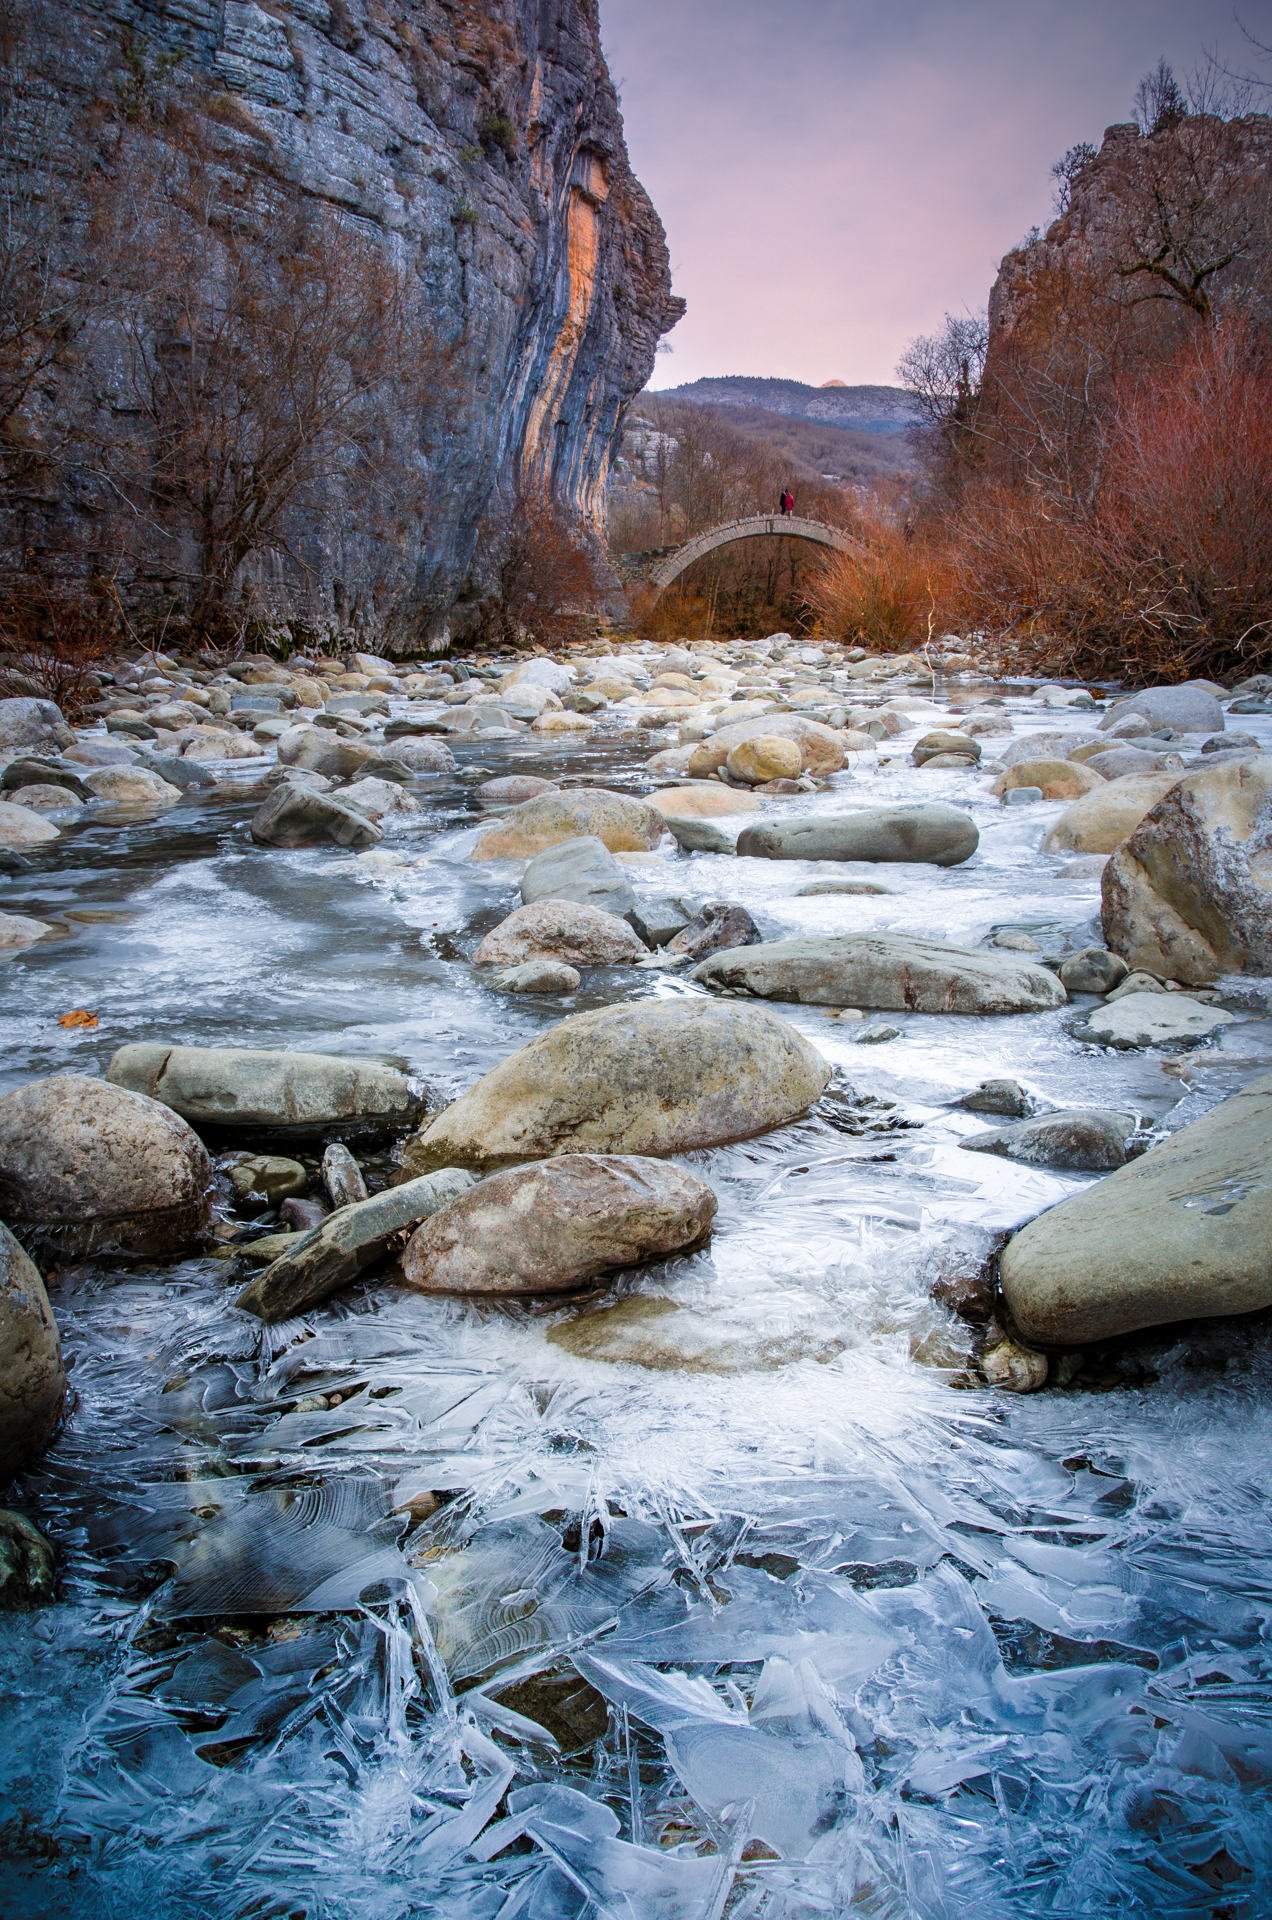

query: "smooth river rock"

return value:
[689, 714, 848, 776]
[0, 1074, 212, 1256]
[108, 1043, 419, 1139]
[236, 1167, 475, 1322]
[691, 933, 1067, 1014]
[403, 999, 830, 1168]
[519, 836, 636, 918]
[1000, 1073, 1272, 1343]
[1101, 756, 1272, 985]
[473, 899, 647, 968]
[1100, 682, 1224, 737]
[0, 802, 58, 850]
[1075, 991, 1237, 1051]
[962, 1108, 1137, 1172]
[0, 698, 73, 754]
[736, 803, 978, 867]
[1043, 772, 1182, 855]
[402, 1155, 717, 1296]
[473, 788, 666, 859]
[251, 782, 382, 850]
[0, 1222, 65, 1481]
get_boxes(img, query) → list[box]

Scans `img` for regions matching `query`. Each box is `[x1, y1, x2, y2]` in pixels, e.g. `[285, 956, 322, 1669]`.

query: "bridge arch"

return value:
[646, 515, 858, 595]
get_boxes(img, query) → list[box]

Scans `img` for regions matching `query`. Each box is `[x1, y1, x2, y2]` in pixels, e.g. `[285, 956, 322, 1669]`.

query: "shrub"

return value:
[954, 320, 1272, 681]
[808, 507, 955, 652]
[0, 579, 122, 719]
[483, 502, 601, 649]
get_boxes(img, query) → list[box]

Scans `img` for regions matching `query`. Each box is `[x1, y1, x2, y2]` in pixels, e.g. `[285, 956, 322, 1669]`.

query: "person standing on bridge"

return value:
[779, 488, 794, 516]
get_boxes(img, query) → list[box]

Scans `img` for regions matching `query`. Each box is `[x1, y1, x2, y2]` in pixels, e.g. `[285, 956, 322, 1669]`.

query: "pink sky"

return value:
[600, 0, 1265, 388]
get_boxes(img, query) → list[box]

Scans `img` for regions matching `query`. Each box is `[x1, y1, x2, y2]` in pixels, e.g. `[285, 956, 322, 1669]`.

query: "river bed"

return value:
[2, 670, 1271, 1918]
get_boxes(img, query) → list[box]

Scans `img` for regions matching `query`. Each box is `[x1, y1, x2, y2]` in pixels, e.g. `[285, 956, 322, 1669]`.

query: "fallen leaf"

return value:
[58, 1010, 99, 1029]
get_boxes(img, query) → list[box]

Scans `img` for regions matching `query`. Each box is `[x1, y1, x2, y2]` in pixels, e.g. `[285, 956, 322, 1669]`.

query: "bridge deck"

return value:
[646, 514, 857, 592]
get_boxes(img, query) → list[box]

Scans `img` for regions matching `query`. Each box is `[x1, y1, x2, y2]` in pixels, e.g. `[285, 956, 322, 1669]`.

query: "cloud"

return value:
[600, 0, 1260, 385]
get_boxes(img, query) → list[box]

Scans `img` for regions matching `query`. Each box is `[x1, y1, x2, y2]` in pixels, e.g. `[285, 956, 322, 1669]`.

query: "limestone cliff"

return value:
[0, 0, 683, 645]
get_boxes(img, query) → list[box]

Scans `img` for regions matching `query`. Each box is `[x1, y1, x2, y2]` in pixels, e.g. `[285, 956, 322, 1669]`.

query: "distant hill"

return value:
[652, 376, 919, 436]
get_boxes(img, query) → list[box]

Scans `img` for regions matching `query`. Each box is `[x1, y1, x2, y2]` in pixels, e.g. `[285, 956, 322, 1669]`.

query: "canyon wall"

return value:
[0, 0, 684, 645]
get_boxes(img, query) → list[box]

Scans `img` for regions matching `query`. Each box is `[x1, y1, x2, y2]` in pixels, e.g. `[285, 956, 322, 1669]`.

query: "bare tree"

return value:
[1107, 96, 1272, 322]
[112, 145, 449, 640]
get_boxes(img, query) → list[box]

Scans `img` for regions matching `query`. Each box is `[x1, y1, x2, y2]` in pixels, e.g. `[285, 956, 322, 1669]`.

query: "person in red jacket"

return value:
[779, 488, 794, 516]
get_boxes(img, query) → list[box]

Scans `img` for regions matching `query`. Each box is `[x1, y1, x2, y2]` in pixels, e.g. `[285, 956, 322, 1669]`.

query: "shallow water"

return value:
[3, 676, 1272, 1918]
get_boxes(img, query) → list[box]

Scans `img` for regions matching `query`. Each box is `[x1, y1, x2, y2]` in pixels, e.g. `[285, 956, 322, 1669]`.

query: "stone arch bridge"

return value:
[631, 514, 859, 596]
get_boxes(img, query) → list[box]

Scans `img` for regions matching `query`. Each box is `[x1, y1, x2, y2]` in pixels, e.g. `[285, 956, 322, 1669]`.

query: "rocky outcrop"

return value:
[2, 1, 682, 645]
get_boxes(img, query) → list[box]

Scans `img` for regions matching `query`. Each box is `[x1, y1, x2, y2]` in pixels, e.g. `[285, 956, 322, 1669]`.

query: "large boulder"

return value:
[1042, 772, 1182, 855]
[401, 1155, 717, 1296]
[473, 899, 647, 968]
[107, 1042, 419, 1140]
[0, 698, 73, 754]
[737, 804, 978, 867]
[236, 1167, 474, 1322]
[403, 1000, 829, 1168]
[519, 836, 636, 918]
[1100, 683, 1224, 736]
[250, 782, 382, 850]
[472, 788, 666, 860]
[0, 1222, 65, 1481]
[689, 714, 849, 776]
[1100, 757, 1272, 985]
[1000, 1073, 1272, 1343]
[691, 933, 1067, 1014]
[0, 1075, 212, 1256]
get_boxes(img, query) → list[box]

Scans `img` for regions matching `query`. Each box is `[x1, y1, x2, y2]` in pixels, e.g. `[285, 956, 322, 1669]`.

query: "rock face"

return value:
[3, 2, 681, 644]
[473, 899, 646, 968]
[1000, 1073, 1272, 1343]
[1101, 757, 1272, 984]
[737, 805, 978, 867]
[108, 1043, 419, 1139]
[402, 1155, 717, 1295]
[1043, 773, 1182, 855]
[692, 934, 1067, 1015]
[474, 789, 666, 860]
[0, 1223, 66, 1482]
[0, 1075, 212, 1256]
[404, 1000, 829, 1167]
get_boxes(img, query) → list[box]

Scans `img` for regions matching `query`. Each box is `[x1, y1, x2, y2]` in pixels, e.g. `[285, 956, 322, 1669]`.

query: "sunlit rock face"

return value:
[4, 1, 682, 643]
